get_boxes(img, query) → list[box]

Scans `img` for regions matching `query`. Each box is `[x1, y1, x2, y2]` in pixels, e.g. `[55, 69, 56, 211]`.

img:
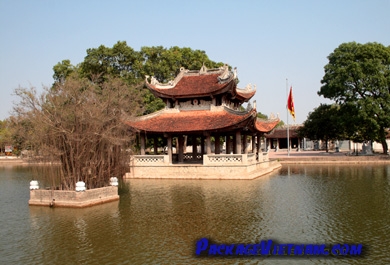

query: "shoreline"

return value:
[268, 150, 390, 164]
[2, 150, 390, 167]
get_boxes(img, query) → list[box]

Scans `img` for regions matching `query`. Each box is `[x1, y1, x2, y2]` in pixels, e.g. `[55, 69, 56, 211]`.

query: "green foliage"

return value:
[53, 42, 224, 116]
[298, 104, 345, 152]
[140, 46, 224, 82]
[80, 41, 142, 84]
[53, 59, 75, 84]
[256, 112, 268, 119]
[276, 120, 285, 128]
[318, 42, 390, 153]
[0, 119, 12, 152]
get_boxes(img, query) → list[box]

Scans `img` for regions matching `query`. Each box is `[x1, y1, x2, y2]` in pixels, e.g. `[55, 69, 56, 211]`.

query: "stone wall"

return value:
[29, 186, 119, 208]
[125, 160, 281, 180]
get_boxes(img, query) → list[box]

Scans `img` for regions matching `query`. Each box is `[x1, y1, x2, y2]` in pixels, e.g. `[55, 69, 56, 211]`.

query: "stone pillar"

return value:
[252, 135, 256, 154]
[140, 132, 146, 155]
[235, 131, 241, 154]
[167, 135, 172, 164]
[178, 135, 184, 163]
[192, 136, 198, 160]
[153, 136, 158, 154]
[206, 133, 212, 154]
[226, 135, 232, 154]
[215, 134, 220, 154]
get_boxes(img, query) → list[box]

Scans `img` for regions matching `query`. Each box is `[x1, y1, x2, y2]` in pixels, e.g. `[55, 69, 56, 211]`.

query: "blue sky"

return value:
[1, 0, 389, 123]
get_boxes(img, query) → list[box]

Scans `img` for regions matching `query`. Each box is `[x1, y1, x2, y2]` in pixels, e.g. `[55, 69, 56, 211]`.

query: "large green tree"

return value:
[318, 42, 390, 153]
[298, 104, 345, 152]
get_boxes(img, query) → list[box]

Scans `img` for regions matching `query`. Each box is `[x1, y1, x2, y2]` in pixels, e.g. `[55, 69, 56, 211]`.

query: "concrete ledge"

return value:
[125, 160, 281, 180]
[29, 186, 119, 208]
[276, 155, 390, 164]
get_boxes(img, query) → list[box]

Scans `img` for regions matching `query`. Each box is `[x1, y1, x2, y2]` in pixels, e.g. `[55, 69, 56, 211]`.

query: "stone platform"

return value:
[29, 186, 119, 208]
[125, 153, 282, 179]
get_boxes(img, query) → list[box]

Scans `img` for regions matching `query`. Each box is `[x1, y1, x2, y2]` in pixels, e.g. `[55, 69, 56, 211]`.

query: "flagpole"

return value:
[286, 78, 290, 156]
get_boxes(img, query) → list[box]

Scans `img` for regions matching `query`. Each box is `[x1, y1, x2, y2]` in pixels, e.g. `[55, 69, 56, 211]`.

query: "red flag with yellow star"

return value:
[287, 86, 295, 121]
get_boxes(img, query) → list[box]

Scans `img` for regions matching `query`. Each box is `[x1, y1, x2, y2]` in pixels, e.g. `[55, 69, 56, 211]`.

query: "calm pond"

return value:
[1, 164, 389, 264]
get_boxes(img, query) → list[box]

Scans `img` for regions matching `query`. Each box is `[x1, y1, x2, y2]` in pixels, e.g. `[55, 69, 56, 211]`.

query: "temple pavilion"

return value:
[124, 64, 281, 179]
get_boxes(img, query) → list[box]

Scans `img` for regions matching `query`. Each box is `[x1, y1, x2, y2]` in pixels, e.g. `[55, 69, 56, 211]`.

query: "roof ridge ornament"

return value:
[199, 64, 208, 74]
[217, 64, 231, 83]
[150, 76, 159, 85]
[237, 83, 256, 92]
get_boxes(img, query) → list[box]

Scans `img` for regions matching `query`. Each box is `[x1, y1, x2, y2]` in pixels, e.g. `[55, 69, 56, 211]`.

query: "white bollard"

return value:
[75, 181, 86, 192]
[110, 177, 119, 186]
[30, 180, 39, 190]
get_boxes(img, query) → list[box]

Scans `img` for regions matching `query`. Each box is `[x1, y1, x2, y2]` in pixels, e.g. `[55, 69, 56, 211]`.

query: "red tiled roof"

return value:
[146, 73, 236, 99]
[125, 108, 278, 134]
[255, 119, 281, 133]
[235, 89, 256, 102]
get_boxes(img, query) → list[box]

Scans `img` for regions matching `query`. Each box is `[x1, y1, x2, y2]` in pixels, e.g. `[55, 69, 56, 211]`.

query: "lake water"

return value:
[1, 164, 389, 264]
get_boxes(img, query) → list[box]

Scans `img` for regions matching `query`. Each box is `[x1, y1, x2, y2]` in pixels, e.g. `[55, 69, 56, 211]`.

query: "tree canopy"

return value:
[0, 119, 12, 153]
[53, 41, 224, 114]
[298, 104, 345, 152]
[318, 42, 390, 153]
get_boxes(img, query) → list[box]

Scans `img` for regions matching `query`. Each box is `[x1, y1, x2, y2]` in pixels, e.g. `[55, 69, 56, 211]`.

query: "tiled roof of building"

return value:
[145, 65, 255, 102]
[125, 107, 278, 134]
[147, 73, 235, 98]
[236, 89, 256, 102]
[255, 119, 281, 132]
[265, 125, 302, 138]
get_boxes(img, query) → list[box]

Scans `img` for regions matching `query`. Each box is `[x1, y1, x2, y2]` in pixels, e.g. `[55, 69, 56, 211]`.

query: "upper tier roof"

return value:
[145, 65, 256, 102]
[125, 107, 280, 134]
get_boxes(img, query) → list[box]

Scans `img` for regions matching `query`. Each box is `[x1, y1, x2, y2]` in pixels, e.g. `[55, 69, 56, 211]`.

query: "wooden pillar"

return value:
[167, 135, 172, 164]
[153, 136, 158, 154]
[232, 134, 237, 154]
[183, 135, 187, 154]
[243, 134, 248, 154]
[201, 136, 205, 155]
[192, 136, 198, 160]
[178, 135, 184, 163]
[235, 131, 241, 154]
[215, 134, 220, 154]
[140, 132, 146, 155]
[257, 133, 261, 154]
[226, 135, 232, 154]
[298, 138, 301, 151]
[206, 133, 212, 154]
[252, 135, 256, 154]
